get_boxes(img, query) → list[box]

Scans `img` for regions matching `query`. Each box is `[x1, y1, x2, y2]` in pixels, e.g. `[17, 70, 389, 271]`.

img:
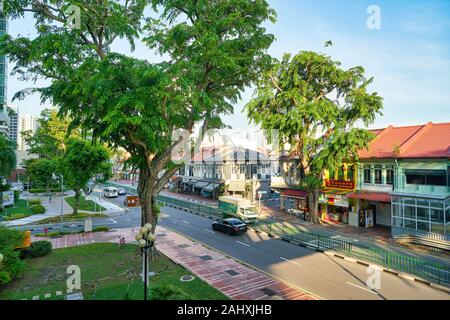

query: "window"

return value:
[405, 170, 446, 186]
[417, 207, 428, 221]
[404, 206, 415, 219]
[430, 209, 444, 223]
[363, 165, 371, 184]
[386, 168, 394, 185]
[347, 166, 354, 181]
[374, 166, 382, 184]
[338, 165, 345, 181]
[417, 221, 430, 232]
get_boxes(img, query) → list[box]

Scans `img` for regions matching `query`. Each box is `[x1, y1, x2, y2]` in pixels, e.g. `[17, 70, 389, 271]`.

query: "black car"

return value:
[212, 218, 247, 235]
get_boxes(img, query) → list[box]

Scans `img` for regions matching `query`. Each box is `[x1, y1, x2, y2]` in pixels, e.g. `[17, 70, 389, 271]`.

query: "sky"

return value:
[4, 0, 450, 130]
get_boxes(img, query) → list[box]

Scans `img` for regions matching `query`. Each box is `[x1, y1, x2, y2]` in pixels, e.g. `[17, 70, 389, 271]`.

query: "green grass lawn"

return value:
[0, 243, 228, 300]
[5, 199, 34, 216]
[32, 212, 109, 225]
[65, 196, 106, 212]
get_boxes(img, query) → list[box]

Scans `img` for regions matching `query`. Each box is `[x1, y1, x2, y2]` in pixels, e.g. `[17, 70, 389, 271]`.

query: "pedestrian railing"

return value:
[155, 194, 222, 220]
[253, 219, 450, 286]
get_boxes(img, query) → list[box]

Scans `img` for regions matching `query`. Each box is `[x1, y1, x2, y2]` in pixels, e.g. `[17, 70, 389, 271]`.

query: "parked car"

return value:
[103, 187, 119, 198]
[212, 218, 247, 236]
[118, 188, 127, 195]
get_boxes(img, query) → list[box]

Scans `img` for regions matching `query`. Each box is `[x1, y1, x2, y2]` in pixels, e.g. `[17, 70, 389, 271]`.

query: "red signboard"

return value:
[125, 196, 140, 208]
[325, 179, 355, 190]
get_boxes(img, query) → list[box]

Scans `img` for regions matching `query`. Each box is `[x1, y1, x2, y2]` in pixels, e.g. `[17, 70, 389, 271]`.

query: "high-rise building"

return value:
[0, 13, 9, 137]
[8, 106, 18, 147]
[18, 114, 40, 151]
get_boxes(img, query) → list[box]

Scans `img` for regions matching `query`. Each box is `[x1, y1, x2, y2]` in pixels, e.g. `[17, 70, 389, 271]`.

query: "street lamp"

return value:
[135, 223, 156, 301]
[52, 173, 64, 224]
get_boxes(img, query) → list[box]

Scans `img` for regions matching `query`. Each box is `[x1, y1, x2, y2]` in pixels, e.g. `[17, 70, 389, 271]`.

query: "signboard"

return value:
[325, 179, 355, 190]
[125, 195, 140, 208]
[1, 191, 14, 208]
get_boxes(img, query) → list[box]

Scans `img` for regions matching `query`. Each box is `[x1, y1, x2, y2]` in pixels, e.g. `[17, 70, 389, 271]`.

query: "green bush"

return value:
[30, 204, 46, 214]
[149, 284, 193, 300]
[28, 198, 42, 205]
[35, 231, 68, 238]
[93, 226, 110, 232]
[21, 241, 52, 258]
[0, 226, 26, 285]
[13, 190, 20, 201]
[4, 214, 31, 221]
[29, 188, 64, 194]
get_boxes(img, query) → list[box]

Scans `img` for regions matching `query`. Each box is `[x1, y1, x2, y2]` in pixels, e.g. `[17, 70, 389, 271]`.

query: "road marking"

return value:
[205, 229, 215, 234]
[182, 220, 190, 224]
[280, 257, 301, 267]
[110, 219, 118, 224]
[236, 240, 250, 247]
[346, 282, 379, 295]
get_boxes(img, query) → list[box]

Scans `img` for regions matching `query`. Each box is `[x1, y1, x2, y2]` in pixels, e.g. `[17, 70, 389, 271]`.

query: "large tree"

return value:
[61, 138, 112, 215]
[0, 135, 16, 214]
[246, 51, 383, 223]
[1, 0, 276, 233]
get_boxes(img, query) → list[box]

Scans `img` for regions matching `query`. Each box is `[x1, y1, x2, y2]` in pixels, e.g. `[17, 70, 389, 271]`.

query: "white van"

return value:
[103, 187, 119, 198]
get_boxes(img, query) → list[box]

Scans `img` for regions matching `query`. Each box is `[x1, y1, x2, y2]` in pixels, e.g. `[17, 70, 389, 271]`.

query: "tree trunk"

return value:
[307, 187, 320, 224]
[73, 189, 81, 215]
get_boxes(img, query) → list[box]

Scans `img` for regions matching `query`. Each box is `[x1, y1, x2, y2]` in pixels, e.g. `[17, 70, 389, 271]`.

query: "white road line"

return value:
[182, 220, 190, 224]
[110, 219, 118, 224]
[205, 229, 215, 234]
[280, 257, 301, 266]
[346, 282, 379, 295]
[236, 240, 250, 247]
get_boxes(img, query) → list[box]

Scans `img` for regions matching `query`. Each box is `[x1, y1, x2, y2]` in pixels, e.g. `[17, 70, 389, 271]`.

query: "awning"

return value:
[203, 183, 220, 192]
[347, 191, 391, 203]
[228, 180, 246, 192]
[280, 189, 307, 199]
[321, 188, 351, 196]
[187, 179, 198, 185]
[194, 181, 210, 189]
[182, 178, 191, 183]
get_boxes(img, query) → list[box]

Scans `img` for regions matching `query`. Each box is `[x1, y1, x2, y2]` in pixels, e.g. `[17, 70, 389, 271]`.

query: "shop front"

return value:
[347, 191, 391, 228]
[279, 189, 308, 219]
[319, 189, 351, 224]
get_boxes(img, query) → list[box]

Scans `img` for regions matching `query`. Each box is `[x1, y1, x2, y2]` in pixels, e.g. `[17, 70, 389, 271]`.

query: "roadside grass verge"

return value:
[5, 199, 34, 216]
[31, 212, 108, 225]
[0, 243, 228, 300]
[65, 196, 106, 212]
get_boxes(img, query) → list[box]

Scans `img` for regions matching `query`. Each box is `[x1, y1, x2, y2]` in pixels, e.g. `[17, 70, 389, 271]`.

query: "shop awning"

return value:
[321, 188, 352, 196]
[187, 179, 198, 185]
[194, 181, 210, 189]
[228, 180, 246, 192]
[280, 189, 308, 199]
[347, 191, 391, 203]
[203, 183, 220, 192]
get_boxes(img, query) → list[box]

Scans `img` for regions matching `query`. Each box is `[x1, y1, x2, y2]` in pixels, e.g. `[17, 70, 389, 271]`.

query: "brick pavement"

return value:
[32, 227, 318, 300]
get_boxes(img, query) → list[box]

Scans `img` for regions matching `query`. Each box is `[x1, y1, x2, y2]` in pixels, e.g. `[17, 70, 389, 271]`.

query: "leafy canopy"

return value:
[246, 51, 383, 188]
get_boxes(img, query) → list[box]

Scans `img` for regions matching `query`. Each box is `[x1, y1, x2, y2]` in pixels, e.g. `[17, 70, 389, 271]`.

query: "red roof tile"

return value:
[359, 122, 450, 159]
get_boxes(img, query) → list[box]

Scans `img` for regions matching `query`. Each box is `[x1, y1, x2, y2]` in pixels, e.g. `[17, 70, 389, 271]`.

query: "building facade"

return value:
[18, 114, 40, 151]
[7, 106, 18, 146]
[173, 146, 279, 200]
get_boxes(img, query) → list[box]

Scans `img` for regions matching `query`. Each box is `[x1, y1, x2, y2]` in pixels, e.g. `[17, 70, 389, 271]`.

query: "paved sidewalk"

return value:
[34, 226, 318, 300]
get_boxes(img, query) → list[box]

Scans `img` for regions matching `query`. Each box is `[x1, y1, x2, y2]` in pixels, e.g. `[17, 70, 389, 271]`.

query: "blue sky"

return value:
[5, 0, 450, 129]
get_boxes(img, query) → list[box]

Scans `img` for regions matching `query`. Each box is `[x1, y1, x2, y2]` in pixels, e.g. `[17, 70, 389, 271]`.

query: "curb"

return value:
[249, 227, 450, 294]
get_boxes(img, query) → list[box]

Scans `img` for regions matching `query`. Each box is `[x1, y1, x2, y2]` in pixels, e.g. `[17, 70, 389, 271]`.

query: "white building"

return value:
[18, 114, 40, 151]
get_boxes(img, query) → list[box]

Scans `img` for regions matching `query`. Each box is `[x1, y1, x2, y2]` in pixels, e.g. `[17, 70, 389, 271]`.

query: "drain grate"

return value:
[199, 255, 213, 261]
[225, 270, 239, 276]
[260, 287, 277, 297]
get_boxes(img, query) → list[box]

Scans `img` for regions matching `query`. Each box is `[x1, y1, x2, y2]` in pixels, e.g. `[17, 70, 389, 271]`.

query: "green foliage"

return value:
[0, 0, 276, 226]
[26, 158, 60, 192]
[93, 226, 110, 232]
[61, 138, 112, 214]
[21, 241, 52, 258]
[13, 190, 20, 201]
[149, 283, 193, 300]
[0, 134, 17, 179]
[29, 188, 63, 193]
[0, 226, 26, 285]
[30, 204, 46, 214]
[4, 213, 31, 221]
[28, 198, 42, 205]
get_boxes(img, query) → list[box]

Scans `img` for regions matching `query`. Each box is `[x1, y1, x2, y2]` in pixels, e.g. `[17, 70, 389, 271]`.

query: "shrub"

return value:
[21, 241, 52, 258]
[93, 226, 110, 232]
[28, 198, 42, 205]
[4, 214, 31, 221]
[30, 204, 46, 214]
[13, 190, 20, 201]
[149, 284, 193, 300]
[0, 226, 26, 285]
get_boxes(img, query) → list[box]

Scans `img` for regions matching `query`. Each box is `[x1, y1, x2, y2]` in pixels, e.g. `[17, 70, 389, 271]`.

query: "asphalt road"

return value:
[19, 193, 450, 300]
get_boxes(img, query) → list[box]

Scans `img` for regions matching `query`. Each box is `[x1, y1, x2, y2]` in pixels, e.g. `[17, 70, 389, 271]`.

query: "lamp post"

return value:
[135, 224, 156, 301]
[52, 173, 64, 224]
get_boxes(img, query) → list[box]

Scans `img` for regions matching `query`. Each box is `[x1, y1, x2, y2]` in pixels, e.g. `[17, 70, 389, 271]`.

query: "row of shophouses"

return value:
[171, 121, 450, 242]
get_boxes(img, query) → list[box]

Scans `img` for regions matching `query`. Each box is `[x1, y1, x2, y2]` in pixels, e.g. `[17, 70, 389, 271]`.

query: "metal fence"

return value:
[253, 219, 450, 285]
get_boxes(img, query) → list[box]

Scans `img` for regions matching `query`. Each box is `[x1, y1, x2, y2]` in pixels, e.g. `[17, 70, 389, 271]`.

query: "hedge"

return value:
[21, 241, 52, 258]
[30, 204, 46, 214]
